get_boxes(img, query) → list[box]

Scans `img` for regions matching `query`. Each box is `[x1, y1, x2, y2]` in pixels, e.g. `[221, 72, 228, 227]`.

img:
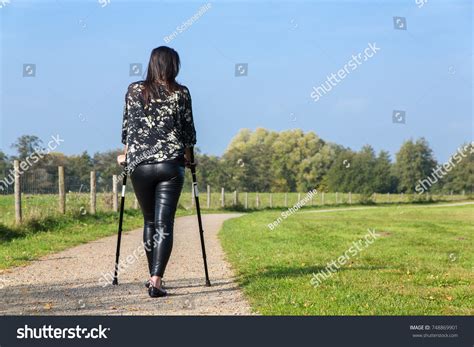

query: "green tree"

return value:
[394, 138, 437, 193]
[66, 151, 93, 191]
[223, 128, 277, 191]
[193, 154, 229, 190]
[294, 131, 326, 191]
[373, 150, 396, 193]
[441, 142, 474, 194]
[92, 149, 123, 191]
[0, 150, 9, 176]
[324, 148, 355, 192]
[10, 135, 43, 160]
[351, 145, 378, 194]
[0, 151, 12, 193]
[326, 146, 396, 194]
[222, 128, 336, 192]
[270, 130, 303, 192]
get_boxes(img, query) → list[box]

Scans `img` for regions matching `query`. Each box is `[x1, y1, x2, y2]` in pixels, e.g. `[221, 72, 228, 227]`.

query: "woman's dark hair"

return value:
[142, 46, 181, 104]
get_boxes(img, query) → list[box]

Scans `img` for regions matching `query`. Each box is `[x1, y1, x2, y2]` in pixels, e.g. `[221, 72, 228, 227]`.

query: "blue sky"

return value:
[0, 0, 472, 162]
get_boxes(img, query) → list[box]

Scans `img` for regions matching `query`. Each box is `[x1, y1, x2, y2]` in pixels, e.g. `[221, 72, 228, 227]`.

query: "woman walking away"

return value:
[117, 46, 197, 298]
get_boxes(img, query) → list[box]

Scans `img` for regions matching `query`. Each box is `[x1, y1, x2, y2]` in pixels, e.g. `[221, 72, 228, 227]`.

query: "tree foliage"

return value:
[394, 138, 437, 193]
[0, 132, 471, 195]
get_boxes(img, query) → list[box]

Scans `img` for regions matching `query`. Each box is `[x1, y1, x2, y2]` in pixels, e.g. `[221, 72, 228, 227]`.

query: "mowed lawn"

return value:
[219, 203, 474, 315]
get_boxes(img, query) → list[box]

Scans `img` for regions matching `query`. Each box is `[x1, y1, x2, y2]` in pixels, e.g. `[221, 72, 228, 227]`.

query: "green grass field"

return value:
[1, 192, 468, 226]
[219, 203, 474, 315]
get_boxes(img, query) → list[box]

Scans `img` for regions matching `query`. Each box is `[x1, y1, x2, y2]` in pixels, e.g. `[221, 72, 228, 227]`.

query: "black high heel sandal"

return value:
[145, 279, 165, 288]
[148, 284, 167, 298]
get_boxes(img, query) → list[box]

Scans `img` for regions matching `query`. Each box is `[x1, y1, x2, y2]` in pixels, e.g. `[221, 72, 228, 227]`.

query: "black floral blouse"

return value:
[121, 81, 197, 173]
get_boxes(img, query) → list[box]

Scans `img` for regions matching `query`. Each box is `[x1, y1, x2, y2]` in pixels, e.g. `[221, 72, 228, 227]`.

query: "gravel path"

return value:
[0, 213, 254, 315]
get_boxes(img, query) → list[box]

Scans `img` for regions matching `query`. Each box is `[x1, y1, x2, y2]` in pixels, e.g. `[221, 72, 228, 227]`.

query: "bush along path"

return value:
[0, 213, 253, 315]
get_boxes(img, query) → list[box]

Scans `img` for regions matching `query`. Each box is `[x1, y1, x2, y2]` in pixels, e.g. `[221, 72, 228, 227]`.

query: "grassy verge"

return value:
[0, 209, 197, 270]
[219, 203, 474, 315]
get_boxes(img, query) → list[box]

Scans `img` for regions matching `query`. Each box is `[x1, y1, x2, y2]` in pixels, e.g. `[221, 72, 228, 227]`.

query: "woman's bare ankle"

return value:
[150, 276, 161, 288]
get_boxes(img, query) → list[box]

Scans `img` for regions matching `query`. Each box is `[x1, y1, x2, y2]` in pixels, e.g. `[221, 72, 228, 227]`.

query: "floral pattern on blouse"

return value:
[121, 81, 197, 173]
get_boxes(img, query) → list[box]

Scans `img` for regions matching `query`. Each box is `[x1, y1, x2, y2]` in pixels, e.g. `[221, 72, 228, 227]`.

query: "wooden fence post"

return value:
[269, 193, 273, 208]
[112, 175, 118, 212]
[233, 190, 237, 206]
[387, 192, 390, 203]
[256, 192, 260, 208]
[14, 160, 22, 224]
[284, 193, 288, 207]
[58, 166, 65, 214]
[221, 187, 225, 208]
[207, 185, 211, 209]
[90, 171, 96, 214]
[336, 192, 339, 204]
[322, 192, 325, 205]
[244, 192, 248, 209]
[373, 192, 377, 203]
[297, 192, 301, 202]
[349, 192, 352, 204]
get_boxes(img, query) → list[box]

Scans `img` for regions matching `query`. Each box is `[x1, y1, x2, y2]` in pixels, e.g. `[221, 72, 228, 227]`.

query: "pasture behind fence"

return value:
[0, 161, 470, 226]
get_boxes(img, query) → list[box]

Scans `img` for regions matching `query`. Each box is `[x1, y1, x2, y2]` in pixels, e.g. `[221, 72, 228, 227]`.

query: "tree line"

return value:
[0, 130, 472, 195]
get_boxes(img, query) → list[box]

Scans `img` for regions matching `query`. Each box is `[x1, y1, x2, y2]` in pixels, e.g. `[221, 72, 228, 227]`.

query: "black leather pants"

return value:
[130, 160, 185, 277]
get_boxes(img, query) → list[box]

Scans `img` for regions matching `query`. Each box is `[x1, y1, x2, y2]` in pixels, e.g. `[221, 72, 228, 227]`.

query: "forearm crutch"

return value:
[112, 163, 128, 285]
[189, 151, 211, 287]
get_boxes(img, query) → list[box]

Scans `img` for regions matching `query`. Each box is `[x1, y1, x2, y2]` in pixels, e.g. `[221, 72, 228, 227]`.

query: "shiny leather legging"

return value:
[130, 161, 184, 277]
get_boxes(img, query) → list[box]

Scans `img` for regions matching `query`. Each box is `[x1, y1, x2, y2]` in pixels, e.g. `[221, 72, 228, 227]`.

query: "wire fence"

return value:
[0, 164, 470, 227]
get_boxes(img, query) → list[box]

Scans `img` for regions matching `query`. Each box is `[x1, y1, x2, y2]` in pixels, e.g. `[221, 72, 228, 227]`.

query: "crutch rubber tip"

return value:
[205, 280, 211, 287]
[112, 278, 118, 286]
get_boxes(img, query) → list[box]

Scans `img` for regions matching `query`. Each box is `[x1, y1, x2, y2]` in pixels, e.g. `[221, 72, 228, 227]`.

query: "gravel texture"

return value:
[0, 213, 254, 315]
